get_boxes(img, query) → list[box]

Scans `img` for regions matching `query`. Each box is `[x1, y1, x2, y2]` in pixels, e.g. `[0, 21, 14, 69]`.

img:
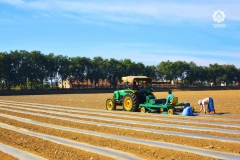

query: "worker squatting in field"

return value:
[182, 103, 194, 116]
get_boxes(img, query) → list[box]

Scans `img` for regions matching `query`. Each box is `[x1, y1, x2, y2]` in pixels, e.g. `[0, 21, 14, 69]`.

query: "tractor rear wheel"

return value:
[106, 98, 116, 110]
[123, 93, 139, 112]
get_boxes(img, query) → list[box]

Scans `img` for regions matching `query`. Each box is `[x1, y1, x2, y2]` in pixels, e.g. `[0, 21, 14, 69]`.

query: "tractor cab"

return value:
[122, 76, 155, 104]
[122, 76, 153, 90]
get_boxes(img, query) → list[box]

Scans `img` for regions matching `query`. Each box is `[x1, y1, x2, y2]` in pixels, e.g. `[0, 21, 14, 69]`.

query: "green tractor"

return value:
[106, 76, 153, 112]
[106, 76, 187, 115]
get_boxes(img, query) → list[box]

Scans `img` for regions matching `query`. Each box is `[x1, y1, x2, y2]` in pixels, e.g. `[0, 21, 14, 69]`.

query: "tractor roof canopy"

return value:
[122, 76, 152, 83]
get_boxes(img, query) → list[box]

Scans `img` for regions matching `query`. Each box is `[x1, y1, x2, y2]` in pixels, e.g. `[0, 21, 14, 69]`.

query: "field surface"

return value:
[0, 90, 240, 160]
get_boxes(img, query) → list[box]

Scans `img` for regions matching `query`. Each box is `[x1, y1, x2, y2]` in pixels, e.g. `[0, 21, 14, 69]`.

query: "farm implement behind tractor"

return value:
[106, 76, 190, 115]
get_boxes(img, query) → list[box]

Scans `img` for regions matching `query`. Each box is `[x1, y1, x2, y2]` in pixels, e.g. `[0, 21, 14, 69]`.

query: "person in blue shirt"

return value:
[182, 103, 194, 116]
[166, 90, 174, 103]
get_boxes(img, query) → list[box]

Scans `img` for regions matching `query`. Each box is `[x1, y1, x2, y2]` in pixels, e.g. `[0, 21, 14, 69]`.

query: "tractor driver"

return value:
[166, 90, 175, 103]
[132, 81, 139, 90]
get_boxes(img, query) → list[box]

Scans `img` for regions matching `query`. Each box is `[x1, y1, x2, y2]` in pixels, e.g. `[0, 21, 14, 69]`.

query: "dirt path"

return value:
[0, 90, 240, 159]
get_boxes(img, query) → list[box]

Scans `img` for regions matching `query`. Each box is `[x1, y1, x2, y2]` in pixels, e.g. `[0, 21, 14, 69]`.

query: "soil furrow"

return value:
[0, 127, 113, 160]
[0, 142, 44, 160]
[0, 150, 19, 160]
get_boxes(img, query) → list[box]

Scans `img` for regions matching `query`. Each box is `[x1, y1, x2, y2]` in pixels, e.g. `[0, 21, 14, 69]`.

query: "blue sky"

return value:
[1, 0, 240, 67]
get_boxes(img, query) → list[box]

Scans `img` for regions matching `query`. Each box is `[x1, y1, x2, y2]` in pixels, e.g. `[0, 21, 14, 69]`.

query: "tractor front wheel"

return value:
[123, 93, 139, 112]
[106, 98, 116, 110]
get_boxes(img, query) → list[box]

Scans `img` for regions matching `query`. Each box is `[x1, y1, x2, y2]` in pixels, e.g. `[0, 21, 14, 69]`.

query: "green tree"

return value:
[26, 51, 46, 89]
[8, 50, 22, 87]
[157, 61, 175, 85]
[186, 61, 198, 86]
[88, 57, 105, 88]
[105, 58, 122, 88]
[221, 64, 238, 86]
[69, 56, 89, 89]
[208, 63, 224, 86]
[122, 59, 135, 76]
[0, 52, 8, 90]
[80, 57, 92, 88]
[2, 52, 15, 90]
[34, 51, 47, 89]
[17, 50, 30, 89]
[174, 61, 190, 86]
[55, 55, 70, 89]
[44, 53, 58, 89]
[145, 65, 158, 80]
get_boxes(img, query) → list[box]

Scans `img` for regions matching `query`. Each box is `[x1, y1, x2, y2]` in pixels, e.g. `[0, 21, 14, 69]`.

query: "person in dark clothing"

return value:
[132, 81, 139, 90]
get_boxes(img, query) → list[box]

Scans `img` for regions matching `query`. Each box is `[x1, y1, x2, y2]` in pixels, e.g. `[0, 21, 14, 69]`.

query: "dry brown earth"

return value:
[0, 90, 240, 160]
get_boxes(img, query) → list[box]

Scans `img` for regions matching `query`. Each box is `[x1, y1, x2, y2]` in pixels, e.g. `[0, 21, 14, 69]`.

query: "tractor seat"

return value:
[170, 97, 178, 104]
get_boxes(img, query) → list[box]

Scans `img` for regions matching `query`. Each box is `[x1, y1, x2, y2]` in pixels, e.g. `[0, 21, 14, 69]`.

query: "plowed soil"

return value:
[0, 90, 240, 160]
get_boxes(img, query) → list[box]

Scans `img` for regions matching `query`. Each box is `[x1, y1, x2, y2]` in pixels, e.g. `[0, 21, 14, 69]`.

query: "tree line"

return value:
[0, 50, 240, 90]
